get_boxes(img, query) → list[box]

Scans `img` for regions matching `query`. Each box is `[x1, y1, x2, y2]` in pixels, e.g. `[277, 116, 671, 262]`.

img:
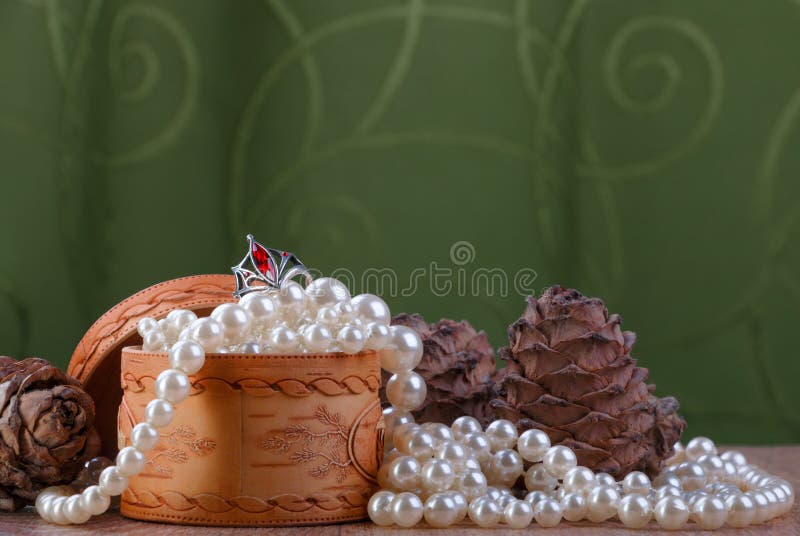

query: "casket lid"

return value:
[67, 274, 235, 458]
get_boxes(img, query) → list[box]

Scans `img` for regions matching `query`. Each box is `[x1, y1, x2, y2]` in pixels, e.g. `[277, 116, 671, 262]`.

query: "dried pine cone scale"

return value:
[492, 286, 685, 477]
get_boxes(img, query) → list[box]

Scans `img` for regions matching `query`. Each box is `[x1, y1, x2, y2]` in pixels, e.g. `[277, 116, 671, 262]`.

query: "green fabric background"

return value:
[1, 0, 799, 443]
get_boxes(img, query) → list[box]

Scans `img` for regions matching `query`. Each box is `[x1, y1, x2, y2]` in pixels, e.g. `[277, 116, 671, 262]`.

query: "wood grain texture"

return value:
[2, 446, 797, 535]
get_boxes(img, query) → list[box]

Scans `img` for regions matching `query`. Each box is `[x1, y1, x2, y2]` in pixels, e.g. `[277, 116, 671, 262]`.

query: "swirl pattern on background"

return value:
[1, 0, 799, 443]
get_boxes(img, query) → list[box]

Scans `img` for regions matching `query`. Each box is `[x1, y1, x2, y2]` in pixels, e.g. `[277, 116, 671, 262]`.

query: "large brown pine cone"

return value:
[380, 314, 497, 426]
[491, 286, 685, 477]
[0, 357, 101, 511]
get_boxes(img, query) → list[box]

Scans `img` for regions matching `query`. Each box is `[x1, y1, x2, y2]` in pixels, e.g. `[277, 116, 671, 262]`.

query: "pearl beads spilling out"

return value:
[370, 419, 794, 531]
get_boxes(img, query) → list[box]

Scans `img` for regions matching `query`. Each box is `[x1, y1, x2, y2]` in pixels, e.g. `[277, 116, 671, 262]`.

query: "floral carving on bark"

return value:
[259, 406, 353, 482]
[146, 424, 216, 477]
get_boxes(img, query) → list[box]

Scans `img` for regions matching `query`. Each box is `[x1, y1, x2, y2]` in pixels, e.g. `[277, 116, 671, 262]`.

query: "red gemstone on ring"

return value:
[251, 242, 272, 275]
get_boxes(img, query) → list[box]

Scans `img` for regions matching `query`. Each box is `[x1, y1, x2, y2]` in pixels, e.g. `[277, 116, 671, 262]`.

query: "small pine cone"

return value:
[491, 286, 685, 478]
[380, 314, 497, 426]
[0, 357, 101, 511]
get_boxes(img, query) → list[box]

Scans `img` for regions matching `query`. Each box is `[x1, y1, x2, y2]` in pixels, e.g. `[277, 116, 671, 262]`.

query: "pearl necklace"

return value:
[33, 276, 794, 529]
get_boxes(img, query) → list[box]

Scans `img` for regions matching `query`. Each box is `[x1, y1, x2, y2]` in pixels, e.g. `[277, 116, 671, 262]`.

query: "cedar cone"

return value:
[0, 357, 101, 511]
[491, 286, 685, 478]
[380, 314, 497, 426]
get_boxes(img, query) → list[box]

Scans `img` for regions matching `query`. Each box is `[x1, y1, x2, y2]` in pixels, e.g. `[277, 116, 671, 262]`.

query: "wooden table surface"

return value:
[1, 446, 796, 535]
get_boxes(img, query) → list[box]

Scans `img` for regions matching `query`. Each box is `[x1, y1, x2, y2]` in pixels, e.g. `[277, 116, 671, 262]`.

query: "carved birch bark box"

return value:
[118, 348, 382, 526]
[67, 274, 384, 526]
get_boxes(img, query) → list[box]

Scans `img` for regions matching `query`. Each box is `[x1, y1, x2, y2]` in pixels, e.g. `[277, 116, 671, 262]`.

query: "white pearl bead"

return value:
[516, 428, 550, 462]
[586, 485, 620, 522]
[364, 322, 391, 350]
[533, 497, 563, 527]
[302, 323, 333, 353]
[382, 407, 414, 448]
[306, 277, 350, 307]
[137, 317, 158, 337]
[693, 495, 727, 529]
[685, 436, 716, 461]
[675, 461, 707, 490]
[725, 493, 756, 527]
[116, 446, 146, 476]
[142, 329, 166, 352]
[351, 293, 391, 325]
[421, 459, 455, 492]
[720, 449, 747, 467]
[458, 470, 488, 501]
[685, 489, 708, 510]
[155, 369, 191, 404]
[468, 497, 502, 527]
[654, 496, 690, 530]
[747, 490, 770, 523]
[239, 292, 278, 327]
[98, 466, 128, 496]
[655, 484, 682, 502]
[542, 445, 577, 480]
[762, 488, 780, 519]
[239, 342, 261, 353]
[595, 471, 617, 487]
[390, 492, 424, 527]
[423, 492, 460, 528]
[485, 420, 518, 451]
[618, 493, 651, 528]
[563, 466, 595, 493]
[337, 325, 365, 354]
[379, 326, 424, 373]
[367, 490, 395, 526]
[49, 496, 70, 524]
[145, 398, 174, 428]
[489, 449, 524, 484]
[504, 499, 534, 529]
[561, 491, 588, 521]
[130, 422, 159, 452]
[524, 490, 549, 507]
[388, 456, 422, 491]
[446, 491, 468, 522]
[392, 422, 420, 446]
[696, 454, 725, 482]
[385, 371, 427, 411]
[420, 422, 453, 445]
[485, 487, 504, 502]
[435, 440, 470, 466]
[665, 441, 685, 466]
[186, 317, 224, 352]
[269, 326, 299, 354]
[622, 470, 651, 495]
[64, 494, 91, 524]
[451, 416, 482, 440]
[468, 455, 487, 472]
[400, 430, 436, 460]
[497, 493, 516, 509]
[525, 463, 558, 492]
[80, 485, 110, 516]
[167, 309, 197, 332]
[461, 432, 492, 464]
[315, 306, 338, 326]
[168, 340, 205, 375]
[36, 491, 59, 522]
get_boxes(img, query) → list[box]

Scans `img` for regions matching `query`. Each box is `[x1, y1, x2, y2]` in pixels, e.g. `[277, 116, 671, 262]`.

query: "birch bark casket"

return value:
[67, 275, 383, 526]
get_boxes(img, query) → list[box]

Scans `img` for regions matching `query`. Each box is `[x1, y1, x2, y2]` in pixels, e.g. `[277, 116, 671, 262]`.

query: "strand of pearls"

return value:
[36, 278, 420, 525]
[370, 418, 795, 530]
